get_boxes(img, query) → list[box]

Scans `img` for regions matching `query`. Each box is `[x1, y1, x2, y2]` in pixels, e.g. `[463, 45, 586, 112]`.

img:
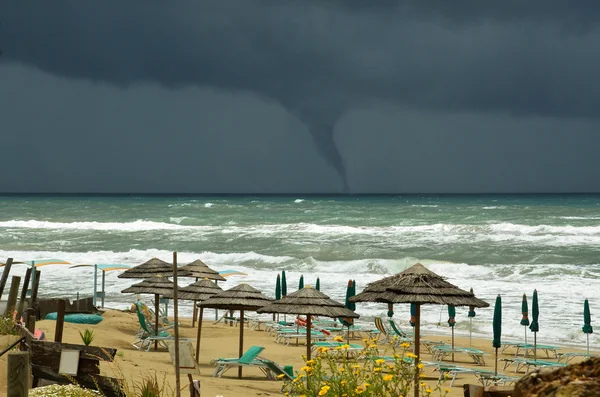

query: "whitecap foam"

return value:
[294, 199, 305, 203]
[204, 202, 213, 208]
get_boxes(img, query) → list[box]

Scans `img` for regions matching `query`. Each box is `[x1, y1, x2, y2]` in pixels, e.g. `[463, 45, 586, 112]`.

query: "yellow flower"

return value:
[373, 367, 382, 372]
[355, 386, 364, 394]
[364, 383, 371, 388]
[392, 354, 401, 359]
[418, 363, 425, 369]
[406, 352, 417, 359]
[352, 364, 361, 369]
[368, 343, 378, 348]
[277, 374, 285, 379]
[341, 380, 347, 386]
[318, 385, 330, 396]
[419, 373, 426, 378]
[340, 344, 350, 349]
[334, 335, 344, 342]
[375, 358, 385, 364]
[383, 374, 393, 381]
[400, 342, 411, 348]
[445, 389, 451, 393]
[420, 382, 427, 387]
[306, 359, 316, 365]
[339, 367, 345, 372]
[426, 389, 432, 394]
[318, 347, 330, 353]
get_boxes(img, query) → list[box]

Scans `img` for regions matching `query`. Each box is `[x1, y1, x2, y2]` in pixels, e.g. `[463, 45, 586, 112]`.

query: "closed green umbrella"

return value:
[274, 274, 281, 321]
[275, 274, 281, 300]
[340, 280, 355, 329]
[350, 280, 356, 311]
[492, 295, 502, 376]
[529, 289, 539, 360]
[448, 305, 456, 361]
[281, 271, 287, 297]
[520, 293, 529, 345]
[315, 277, 320, 291]
[298, 275, 304, 290]
[583, 299, 593, 355]
[468, 288, 476, 346]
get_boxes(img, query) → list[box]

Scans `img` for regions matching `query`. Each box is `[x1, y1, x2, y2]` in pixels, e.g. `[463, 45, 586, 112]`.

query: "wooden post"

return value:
[238, 309, 244, 379]
[306, 314, 312, 361]
[25, 308, 35, 347]
[195, 307, 203, 363]
[16, 269, 32, 320]
[31, 270, 41, 306]
[413, 303, 421, 397]
[7, 351, 29, 397]
[154, 293, 160, 351]
[192, 278, 198, 327]
[54, 299, 66, 343]
[5, 276, 21, 316]
[0, 257, 14, 298]
[173, 252, 181, 397]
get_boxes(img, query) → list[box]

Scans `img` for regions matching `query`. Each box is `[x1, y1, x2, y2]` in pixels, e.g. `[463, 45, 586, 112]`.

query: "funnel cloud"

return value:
[1, 1, 600, 193]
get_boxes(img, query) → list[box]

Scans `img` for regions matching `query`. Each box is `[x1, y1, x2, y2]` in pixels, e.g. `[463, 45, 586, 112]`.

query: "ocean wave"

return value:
[294, 199, 305, 203]
[204, 203, 213, 208]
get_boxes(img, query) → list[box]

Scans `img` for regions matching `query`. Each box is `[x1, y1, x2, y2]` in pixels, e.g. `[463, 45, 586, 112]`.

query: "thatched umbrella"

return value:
[258, 286, 359, 360]
[351, 263, 489, 397]
[121, 275, 187, 350]
[199, 284, 272, 378]
[118, 257, 191, 279]
[180, 259, 226, 327]
[177, 279, 224, 361]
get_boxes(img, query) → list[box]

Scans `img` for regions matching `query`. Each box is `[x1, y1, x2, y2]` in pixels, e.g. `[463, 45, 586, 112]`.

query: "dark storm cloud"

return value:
[1, 1, 600, 192]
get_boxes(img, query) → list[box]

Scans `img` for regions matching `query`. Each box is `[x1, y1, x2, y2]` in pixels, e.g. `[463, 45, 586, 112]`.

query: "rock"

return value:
[513, 357, 600, 397]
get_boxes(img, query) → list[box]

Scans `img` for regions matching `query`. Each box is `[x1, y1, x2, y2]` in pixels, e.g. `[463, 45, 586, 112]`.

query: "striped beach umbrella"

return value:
[410, 303, 416, 327]
[448, 305, 456, 361]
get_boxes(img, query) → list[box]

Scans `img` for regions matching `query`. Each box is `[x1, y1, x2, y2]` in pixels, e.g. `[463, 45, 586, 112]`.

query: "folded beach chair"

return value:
[475, 372, 521, 387]
[132, 303, 176, 351]
[374, 317, 391, 343]
[212, 346, 272, 378]
[431, 346, 488, 365]
[500, 357, 567, 373]
[387, 318, 412, 338]
[557, 352, 599, 364]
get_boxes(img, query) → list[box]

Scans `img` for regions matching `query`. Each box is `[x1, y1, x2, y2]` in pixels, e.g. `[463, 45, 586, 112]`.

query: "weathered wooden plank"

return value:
[31, 353, 101, 375]
[0, 257, 14, 297]
[5, 276, 21, 317]
[31, 340, 117, 361]
[31, 365, 124, 397]
[7, 351, 29, 397]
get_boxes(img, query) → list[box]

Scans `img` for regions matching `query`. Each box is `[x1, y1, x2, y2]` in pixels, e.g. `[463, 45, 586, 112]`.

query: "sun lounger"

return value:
[514, 343, 560, 358]
[212, 346, 272, 378]
[557, 352, 600, 364]
[500, 357, 567, 373]
[132, 303, 178, 351]
[431, 346, 488, 365]
[433, 364, 495, 387]
[475, 372, 521, 387]
[277, 332, 328, 346]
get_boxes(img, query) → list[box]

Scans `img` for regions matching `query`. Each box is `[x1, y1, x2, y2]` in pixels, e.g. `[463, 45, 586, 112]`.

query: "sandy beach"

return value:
[1, 308, 596, 397]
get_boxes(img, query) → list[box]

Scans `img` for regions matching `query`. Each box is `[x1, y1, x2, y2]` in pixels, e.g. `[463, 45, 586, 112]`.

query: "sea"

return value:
[0, 194, 598, 348]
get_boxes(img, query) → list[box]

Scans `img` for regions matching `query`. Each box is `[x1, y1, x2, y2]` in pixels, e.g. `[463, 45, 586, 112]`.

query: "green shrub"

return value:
[0, 315, 18, 335]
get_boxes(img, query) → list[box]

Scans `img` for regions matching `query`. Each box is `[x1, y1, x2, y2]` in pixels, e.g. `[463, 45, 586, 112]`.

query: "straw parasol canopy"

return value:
[258, 286, 359, 360]
[199, 283, 272, 311]
[180, 259, 226, 281]
[121, 276, 186, 299]
[179, 278, 224, 302]
[350, 263, 489, 397]
[199, 284, 272, 378]
[178, 279, 224, 362]
[117, 257, 192, 279]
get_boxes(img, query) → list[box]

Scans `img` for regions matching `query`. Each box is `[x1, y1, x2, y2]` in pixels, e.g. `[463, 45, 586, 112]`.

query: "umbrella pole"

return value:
[534, 332, 537, 361]
[192, 277, 198, 327]
[469, 317, 472, 347]
[238, 309, 244, 379]
[192, 300, 197, 328]
[451, 327, 455, 362]
[196, 307, 203, 363]
[413, 303, 420, 397]
[495, 348, 498, 376]
[587, 333, 590, 356]
[306, 314, 312, 361]
[155, 293, 160, 351]
[525, 326, 527, 345]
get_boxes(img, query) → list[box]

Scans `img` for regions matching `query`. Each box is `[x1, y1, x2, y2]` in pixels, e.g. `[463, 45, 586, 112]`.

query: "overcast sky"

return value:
[1, 1, 599, 193]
